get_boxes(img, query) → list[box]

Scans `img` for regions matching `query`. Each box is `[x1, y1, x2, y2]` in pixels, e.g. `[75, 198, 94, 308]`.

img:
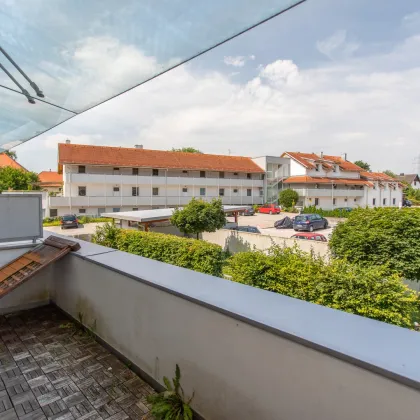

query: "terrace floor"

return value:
[0, 305, 155, 420]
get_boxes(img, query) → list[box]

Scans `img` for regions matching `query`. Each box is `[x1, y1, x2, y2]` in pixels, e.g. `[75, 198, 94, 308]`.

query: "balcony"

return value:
[1, 235, 420, 419]
[66, 173, 263, 188]
[293, 188, 365, 197]
[49, 195, 264, 207]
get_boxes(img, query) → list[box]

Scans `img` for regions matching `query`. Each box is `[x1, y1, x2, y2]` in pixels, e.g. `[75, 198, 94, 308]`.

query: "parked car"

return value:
[241, 206, 255, 216]
[293, 214, 328, 232]
[403, 199, 412, 207]
[236, 226, 261, 234]
[60, 214, 79, 229]
[335, 207, 353, 212]
[291, 232, 327, 242]
[258, 204, 281, 215]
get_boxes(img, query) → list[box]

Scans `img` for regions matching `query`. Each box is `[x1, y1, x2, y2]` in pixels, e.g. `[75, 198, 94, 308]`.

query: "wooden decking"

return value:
[0, 306, 155, 419]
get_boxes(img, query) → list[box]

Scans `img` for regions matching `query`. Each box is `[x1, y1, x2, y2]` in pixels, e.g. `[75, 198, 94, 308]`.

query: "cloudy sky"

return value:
[4, 0, 420, 173]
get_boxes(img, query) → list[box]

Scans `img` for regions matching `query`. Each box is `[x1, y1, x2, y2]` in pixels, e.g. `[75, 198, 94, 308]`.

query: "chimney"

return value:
[65, 139, 71, 144]
[135, 144, 143, 149]
[342, 152, 347, 161]
[320, 151, 324, 158]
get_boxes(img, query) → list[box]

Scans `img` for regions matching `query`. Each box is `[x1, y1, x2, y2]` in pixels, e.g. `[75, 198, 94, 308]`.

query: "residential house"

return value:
[280, 152, 403, 209]
[48, 142, 265, 217]
[395, 173, 420, 190]
[0, 153, 27, 171]
[37, 170, 63, 194]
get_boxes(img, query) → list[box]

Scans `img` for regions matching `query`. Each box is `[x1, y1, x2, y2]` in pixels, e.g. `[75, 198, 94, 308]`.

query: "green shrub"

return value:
[278, 189, 299, 208]
[224, 244, 420, 328]
[330, 207, 420, 280]
[302, 205, 351, 218]
[93, 223, 226, 276]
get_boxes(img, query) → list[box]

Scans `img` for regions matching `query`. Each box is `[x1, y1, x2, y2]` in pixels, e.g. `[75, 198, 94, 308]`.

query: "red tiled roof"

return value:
[0, 154, 27, 171]
[360, 172, 396, 181]
[284, 175, 373, 186]
[282, 152, 363, 172]
[38, 171, 63, 186]
[58, 144, 265, 173]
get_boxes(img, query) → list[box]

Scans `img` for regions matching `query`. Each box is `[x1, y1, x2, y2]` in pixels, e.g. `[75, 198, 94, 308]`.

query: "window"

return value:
[332, 165, 337, 172]
[78, 209, 86, 214]
[247, 189, 252, 197]
[233, 172, 238, 176]
[152, 169, 159, 176]
[383, 198, 386, 205]
[233, 189, 238, 193]
[219, 188, 225, 196]
[219, 172, 224, 178]
[78, 186, 86, 196]
[182, 187, 188, 193]
[200, 171, 206, 178]
[315, 164, 320, 172]
[113, 187, 120, 192]
[133, 208, 139, 211]
[200, 188, 206, 196]
[373, 198, 376, 206]
[152, 187, 159, 196]
[259, 189, 264, 196]
[50, 209, 58, 217]
[98, 208, 105, 216]
[78, 165, 86, 174]
[112, 208, 120, 212]
[113, 167, 119, 171]
[247, 173, 251, 179]
[393, 198, 396, 205]
[182, 170, 188, 174]
[344, 198, 348, 202]
[132, 168, 138, 175]
[333, 198, 336, 205]
[354, 198, 357, 202]
[132, 187, 139, 196]
[314, 198, 319, 206]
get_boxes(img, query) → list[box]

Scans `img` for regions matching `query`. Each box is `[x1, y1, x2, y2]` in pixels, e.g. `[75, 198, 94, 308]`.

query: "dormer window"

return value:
[315, 164, 320, 172]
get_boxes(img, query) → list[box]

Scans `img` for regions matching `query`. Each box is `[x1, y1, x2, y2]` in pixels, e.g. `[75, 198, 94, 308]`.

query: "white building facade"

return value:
[281, 152, 403, 210]
[48, 143, 265, 217]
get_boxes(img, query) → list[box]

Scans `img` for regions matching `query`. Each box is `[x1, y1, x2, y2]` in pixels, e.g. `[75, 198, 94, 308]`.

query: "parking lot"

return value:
[229, 211, 337, 240]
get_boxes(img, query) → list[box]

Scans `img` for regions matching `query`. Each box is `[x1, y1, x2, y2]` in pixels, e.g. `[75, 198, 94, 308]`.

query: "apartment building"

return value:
[395, 173, 420, 190]
[47, 142, 265, 217]
[281, 152, 403, 209]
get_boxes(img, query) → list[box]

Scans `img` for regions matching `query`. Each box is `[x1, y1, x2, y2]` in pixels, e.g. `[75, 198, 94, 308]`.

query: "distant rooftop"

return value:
[0, 153, 27, 171]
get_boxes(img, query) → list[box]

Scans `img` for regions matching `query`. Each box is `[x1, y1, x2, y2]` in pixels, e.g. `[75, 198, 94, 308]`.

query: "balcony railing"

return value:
[49, 195, 264, 207]
[1, 236, 420, 420]
[66, 173, 263, 188]
[292, 188, 365, 197]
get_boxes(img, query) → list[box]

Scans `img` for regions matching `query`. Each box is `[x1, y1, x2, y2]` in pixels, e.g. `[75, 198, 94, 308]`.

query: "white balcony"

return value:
[67, 173, 263, 188]
[293, 188, 365, 198]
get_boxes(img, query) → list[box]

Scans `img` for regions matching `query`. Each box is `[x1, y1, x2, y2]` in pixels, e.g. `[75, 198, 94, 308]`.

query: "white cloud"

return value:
[223, 55, 256, 67]
[402, 12, 420, 30]
[16, 33, 420, 173]
[316, 30, 359, 60]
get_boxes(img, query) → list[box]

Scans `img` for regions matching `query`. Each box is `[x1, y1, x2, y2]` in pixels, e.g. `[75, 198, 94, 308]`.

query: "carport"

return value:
[102, 205, 250, 231]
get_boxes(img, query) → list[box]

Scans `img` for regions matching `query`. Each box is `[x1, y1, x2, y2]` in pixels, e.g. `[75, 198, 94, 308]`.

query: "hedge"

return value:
[224, 244, 420, 328]
[301, 205, 351, 218]
[330, 207, 420, 280]
[93, 223, 226, 277]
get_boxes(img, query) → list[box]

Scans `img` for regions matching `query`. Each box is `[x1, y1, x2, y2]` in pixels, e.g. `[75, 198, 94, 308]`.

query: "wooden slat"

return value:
[0, 235, 81, 299]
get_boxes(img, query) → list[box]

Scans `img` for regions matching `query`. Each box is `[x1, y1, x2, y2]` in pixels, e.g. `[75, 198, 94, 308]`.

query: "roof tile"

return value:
[58, 144, 265, 173]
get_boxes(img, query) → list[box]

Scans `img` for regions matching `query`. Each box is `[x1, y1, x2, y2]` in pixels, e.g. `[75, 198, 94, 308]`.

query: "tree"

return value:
[0, 167, 39, 191]
[278, 189, 299, 208]
[354, 160, 370, 171]
[383, 169, 397, 178]
[329, 207, 420, 280]
[224, 244, 420, 328]
[171, 147, 202, 153]
[171, 198, 226, 239]
[2, 150, 17, 160]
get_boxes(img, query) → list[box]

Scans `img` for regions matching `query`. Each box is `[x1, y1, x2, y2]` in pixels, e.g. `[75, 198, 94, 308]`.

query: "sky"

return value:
[4, 0, 420, 173]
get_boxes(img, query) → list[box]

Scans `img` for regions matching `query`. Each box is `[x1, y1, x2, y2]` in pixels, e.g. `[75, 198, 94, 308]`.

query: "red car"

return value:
[258, 204, 281, 215]
[291, 232, 327, 242]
